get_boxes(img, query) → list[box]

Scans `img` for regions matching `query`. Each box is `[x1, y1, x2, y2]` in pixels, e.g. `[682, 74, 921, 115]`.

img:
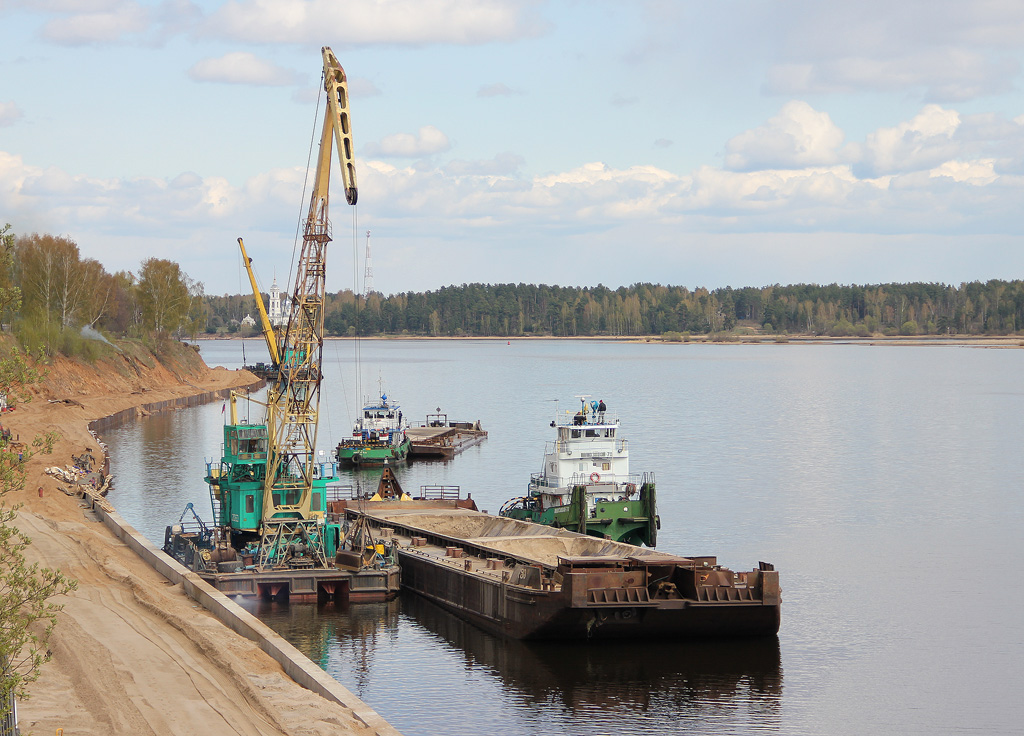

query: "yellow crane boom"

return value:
[261, 46, 357, 526]
[237, 237, 281, 368]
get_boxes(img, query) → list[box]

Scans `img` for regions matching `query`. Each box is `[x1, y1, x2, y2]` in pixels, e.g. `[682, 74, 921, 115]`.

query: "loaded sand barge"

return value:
[333, 502, 780, 640]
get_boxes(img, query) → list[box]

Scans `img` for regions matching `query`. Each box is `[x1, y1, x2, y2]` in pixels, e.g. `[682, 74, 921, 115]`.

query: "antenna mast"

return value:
[362, 230, 374, 298]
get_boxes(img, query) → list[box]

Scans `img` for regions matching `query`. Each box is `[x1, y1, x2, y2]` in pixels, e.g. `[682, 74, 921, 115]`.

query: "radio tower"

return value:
[362, 230, 374, 298]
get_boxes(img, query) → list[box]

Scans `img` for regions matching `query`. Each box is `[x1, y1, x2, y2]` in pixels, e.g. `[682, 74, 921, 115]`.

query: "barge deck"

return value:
[335, 503, 780, 640]
[407, 413, 487, 460]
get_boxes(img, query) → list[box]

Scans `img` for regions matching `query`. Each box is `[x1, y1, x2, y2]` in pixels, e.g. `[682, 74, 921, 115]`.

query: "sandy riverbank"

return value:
[4, 344, 383, 735]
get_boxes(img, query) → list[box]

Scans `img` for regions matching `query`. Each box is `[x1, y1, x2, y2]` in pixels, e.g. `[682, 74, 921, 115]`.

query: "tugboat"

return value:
[335, 387, 412, 467]
[500, 396, 659, 547]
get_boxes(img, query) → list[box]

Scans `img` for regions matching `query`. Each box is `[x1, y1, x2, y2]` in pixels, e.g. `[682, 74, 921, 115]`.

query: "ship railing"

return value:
[529, 472, 558, 490]
[565, 471, 645, 488]
[325, 483, 357, 501]
[313, 461, 339, 480]
[552, 437, 628, 455]
[557, 410, 619, 427]
[417, 484, 462, 500]
[529, 473, 641, 492]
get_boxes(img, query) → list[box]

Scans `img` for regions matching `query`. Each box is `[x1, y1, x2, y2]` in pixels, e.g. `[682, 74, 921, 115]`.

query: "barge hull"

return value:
[397, 546, 779, 640]
[343, 505, 780, 641]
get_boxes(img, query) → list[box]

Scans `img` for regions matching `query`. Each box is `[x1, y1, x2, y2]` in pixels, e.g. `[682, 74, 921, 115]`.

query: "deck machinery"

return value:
[165, 48, 398, 601]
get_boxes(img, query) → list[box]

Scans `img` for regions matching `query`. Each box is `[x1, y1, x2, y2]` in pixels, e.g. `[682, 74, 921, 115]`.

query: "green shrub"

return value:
[829, 319, 856, 336]
[900, 320, 920, 336]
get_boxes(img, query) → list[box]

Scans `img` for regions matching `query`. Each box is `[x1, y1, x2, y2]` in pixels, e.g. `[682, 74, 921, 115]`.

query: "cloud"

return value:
[0, 102, 24, 127]
[477, 83, 519, 97]
[444, 153, 524, 177]
[725, 101, 846, 171]
[39, 0, 149, 45]
[201, 0, 546, 45]
[855, 104, 962, 177]
[188, 52, 301, 86]
[4, 102, 1024, 294]
[765, 52, 1018, 103]
[15, 1, 124, 11]
[759, 1, 1024, 102]
[365, 126, 451, 158]
[654, 139, 673, 149]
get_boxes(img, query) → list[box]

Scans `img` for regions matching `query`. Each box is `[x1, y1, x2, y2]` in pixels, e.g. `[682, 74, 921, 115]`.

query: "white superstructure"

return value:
[528, 396, 641, 512]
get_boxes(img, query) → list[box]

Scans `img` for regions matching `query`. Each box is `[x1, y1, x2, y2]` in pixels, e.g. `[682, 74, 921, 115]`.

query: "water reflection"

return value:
[104, 340, 1024, 736]
[247, 593, 782, 736]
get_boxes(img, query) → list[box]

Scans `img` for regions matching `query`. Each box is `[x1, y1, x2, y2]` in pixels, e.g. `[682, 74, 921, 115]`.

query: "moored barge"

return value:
[334, 503, 780, 640]
[407, 411, 488, 460]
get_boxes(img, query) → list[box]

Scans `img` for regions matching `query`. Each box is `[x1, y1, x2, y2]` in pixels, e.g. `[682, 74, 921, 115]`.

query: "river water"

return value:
[102, 338, 1024, 736]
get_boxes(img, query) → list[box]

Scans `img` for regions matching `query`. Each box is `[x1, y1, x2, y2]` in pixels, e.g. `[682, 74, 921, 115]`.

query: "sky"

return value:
[2, 0, 1024, 297]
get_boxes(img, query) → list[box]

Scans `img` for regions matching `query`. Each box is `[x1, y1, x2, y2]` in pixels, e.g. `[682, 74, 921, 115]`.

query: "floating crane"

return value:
[164, 48, 399, 600]
[257, 45, 358, 563]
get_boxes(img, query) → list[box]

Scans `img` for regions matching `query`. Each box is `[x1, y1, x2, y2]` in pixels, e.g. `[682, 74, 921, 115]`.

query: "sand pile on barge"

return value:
[368, 508, 687, 567]
[4, 339, 382, 735]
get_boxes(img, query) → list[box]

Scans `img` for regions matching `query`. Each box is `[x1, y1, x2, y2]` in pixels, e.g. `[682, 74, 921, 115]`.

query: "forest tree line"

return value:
[207, 279, 1024, 338]
[5, 225, 1022, 349]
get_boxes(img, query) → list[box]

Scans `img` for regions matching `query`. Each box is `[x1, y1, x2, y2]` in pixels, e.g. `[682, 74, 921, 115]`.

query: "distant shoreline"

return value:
[192, 334, 1024, 348]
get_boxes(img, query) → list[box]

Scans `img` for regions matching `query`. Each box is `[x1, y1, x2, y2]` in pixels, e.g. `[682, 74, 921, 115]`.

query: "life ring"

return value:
[589, 472, 601, 483]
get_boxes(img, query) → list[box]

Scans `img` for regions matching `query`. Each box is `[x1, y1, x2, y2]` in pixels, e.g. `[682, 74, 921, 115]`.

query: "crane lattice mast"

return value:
[260, 47, 358, 559]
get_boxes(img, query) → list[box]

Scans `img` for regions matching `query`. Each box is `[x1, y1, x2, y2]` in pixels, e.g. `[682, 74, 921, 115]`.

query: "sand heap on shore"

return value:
[4, 341, 378, 736]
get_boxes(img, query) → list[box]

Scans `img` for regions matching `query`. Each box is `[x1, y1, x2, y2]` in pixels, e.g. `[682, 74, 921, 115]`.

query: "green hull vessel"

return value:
[500, 396, 659, 547]
[501, 480, 657, 547]
[336, 391, 411, 467]
[336, 437, 412, 467]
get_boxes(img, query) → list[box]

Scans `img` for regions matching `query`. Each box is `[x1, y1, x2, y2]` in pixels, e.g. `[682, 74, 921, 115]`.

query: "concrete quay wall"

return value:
[85, 378, 404, 736]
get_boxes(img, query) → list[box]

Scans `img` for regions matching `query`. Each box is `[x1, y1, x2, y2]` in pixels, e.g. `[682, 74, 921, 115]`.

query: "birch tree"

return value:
[136, 258, 191, 334]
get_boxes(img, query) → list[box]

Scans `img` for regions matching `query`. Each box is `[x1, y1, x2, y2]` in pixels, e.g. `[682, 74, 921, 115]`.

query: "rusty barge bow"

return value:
[337, 504, 780, 641]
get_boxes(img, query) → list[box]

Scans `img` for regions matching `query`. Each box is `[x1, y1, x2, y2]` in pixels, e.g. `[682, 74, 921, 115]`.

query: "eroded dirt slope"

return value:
[4, 340, 376, 736]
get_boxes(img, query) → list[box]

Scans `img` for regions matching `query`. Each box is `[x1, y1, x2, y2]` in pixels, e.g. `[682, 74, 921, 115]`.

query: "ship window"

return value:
[602, 462, 610, 471]
[579, 463, 586, 471]
[245, 494, 254, 514]
[571, 429, 582, 438]
[585, 429, 598, 437]
[607, 429, 615, 437]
